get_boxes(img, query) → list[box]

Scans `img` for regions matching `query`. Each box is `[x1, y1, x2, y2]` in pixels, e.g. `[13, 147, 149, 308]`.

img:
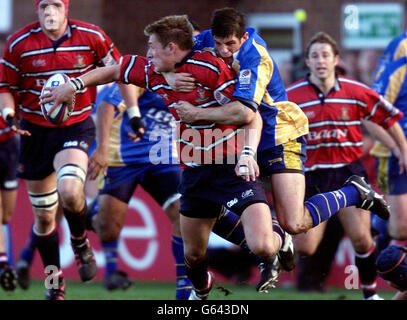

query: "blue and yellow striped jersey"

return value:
[375, 30, 407, 80]
[372, 56, 407, 139]
[96, 83, 177, 166]
[194, 28, 308, 150]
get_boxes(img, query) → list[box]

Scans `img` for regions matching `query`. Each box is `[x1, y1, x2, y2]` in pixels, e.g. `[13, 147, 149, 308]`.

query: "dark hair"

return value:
[305, 31, 339, 58]
[144, 15, 194, 50]
[187, 17, 201, 33]
[211, 7, 246, 38]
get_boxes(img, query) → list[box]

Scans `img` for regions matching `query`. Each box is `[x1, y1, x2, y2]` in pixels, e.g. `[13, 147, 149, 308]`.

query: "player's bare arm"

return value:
[118, 83, 145, 141]
[236, 112, 262, 181]
[162, 72, 196, 92]
[175, 100, 255, 125]
[87, 100, 115, 180]
[363, 119, 407, 174]
[40, 64, 121, 114]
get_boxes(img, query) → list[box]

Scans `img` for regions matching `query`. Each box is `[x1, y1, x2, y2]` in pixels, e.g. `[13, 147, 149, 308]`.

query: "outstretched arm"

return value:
[362, 119, 407, 174]
[40, 64, 121, 114]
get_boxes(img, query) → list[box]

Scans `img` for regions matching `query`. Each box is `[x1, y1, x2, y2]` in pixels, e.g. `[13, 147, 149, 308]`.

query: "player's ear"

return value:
[166, 42, 177, 53]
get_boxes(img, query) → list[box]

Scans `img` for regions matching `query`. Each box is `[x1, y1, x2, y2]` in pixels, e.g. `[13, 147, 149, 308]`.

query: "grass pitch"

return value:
[0, 280, 396, 300]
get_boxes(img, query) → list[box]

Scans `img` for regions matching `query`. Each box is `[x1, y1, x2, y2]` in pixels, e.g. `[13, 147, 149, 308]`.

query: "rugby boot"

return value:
[72, 237, 97, 282]
[188, 271, 214, 300]
[46, 277, 66, 300]
[104, 270, 133, 291]
[0, 264, 17, 291]
[16, 258, 30, 290]
[278, 232, 296, 272]
[344, 175, 390, 220]
[256, 256, 281, 293]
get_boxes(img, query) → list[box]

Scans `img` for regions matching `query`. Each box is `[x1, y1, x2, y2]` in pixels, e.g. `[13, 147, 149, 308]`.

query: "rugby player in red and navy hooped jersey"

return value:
[0, 116, 19, 292]
[0, 0, 126, 300]
[42, 15, 286, 300]
[287, 32, 407, 300]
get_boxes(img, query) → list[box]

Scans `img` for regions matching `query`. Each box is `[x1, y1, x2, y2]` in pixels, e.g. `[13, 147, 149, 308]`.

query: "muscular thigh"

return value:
[271, 172, 305, 225]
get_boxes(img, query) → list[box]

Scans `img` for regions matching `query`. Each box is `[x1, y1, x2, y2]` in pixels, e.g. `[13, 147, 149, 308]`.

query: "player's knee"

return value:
[57, 164, 86, 209]
[249, 239, 278, 258]
[35, 210, 56, 228]
[280, 220, 304, 235]
[351, 235, 373, 253]
[58, 183, 84, 211]
[184, 251, 206, 267]
[98, 219, 121, 243]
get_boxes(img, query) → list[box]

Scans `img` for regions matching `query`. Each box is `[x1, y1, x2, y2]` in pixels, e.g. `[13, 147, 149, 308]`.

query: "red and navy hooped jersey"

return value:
[120, 51, 239, 167]
[287, 75, 402, 172]
[0, 19, 121, 127]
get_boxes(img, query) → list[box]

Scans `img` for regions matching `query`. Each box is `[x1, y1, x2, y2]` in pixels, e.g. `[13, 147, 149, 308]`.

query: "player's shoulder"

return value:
[286, 78, 308, 93]
[5, 21, 41, 50]
[69, 19, 108, 40]
[337, 75, 370, 90]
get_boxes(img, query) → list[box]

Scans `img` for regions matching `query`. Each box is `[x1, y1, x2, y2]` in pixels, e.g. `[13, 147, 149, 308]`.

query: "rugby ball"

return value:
[40, 73, 72, 124]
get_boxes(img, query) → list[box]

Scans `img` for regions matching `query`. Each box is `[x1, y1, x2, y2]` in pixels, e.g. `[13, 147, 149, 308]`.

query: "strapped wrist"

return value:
[127, 106, 141, 119]
[68, 78, 84, 92]
[240, 145, 256, 158]
[1, 107, 14, 120]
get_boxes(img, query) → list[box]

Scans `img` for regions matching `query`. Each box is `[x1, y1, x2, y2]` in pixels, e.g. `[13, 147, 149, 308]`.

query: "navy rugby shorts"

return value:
[17, 118, 95, 180]
[100, 163, 181, 205]
[257, 136, 306, 178]
[0, 136, 19, 190]
[304, 159, 368, 199]
[179, 164, 268, 218]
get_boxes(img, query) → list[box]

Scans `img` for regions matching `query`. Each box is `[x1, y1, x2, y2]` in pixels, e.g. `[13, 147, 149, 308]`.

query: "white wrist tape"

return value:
[68, 78, 84, 92]
[240, 146, 256, 158]
[1, 107, 14, 120]
[127, 106, 141, 119]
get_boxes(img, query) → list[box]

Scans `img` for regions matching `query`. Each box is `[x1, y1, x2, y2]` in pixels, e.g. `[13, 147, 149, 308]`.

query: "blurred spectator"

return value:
[357, 49, 380, 86]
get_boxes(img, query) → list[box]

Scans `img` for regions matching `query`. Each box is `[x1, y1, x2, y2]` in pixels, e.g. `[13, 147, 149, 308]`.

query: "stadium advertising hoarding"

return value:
[341, 2, 404, 49]
[10, 181, 392, 290]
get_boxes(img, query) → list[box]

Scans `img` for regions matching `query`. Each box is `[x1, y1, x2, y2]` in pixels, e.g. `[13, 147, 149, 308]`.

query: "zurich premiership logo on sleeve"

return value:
[238, 69, 251, 90]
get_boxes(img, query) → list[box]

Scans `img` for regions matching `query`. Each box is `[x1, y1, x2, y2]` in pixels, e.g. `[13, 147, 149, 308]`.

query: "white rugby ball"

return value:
[40, 73, 72, 124]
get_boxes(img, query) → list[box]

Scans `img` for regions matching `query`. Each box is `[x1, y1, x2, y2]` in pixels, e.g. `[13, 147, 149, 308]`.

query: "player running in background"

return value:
[0, 0, 142, 300]
[0, 114, 19, 291]
[286, 31, 407, 300]
[42, 14, 293, 300]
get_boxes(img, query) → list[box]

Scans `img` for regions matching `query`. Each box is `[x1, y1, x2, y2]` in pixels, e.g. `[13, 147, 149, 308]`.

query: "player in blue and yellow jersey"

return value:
[375, 31, 407, 80]
[371, 57, 407, 244]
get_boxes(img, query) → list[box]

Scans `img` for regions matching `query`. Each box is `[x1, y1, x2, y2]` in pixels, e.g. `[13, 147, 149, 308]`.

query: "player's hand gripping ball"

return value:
[40, 73, 73, 124]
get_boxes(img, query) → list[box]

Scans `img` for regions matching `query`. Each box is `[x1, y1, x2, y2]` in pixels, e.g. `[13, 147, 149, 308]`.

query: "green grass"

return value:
[0, 280, 396, 300]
